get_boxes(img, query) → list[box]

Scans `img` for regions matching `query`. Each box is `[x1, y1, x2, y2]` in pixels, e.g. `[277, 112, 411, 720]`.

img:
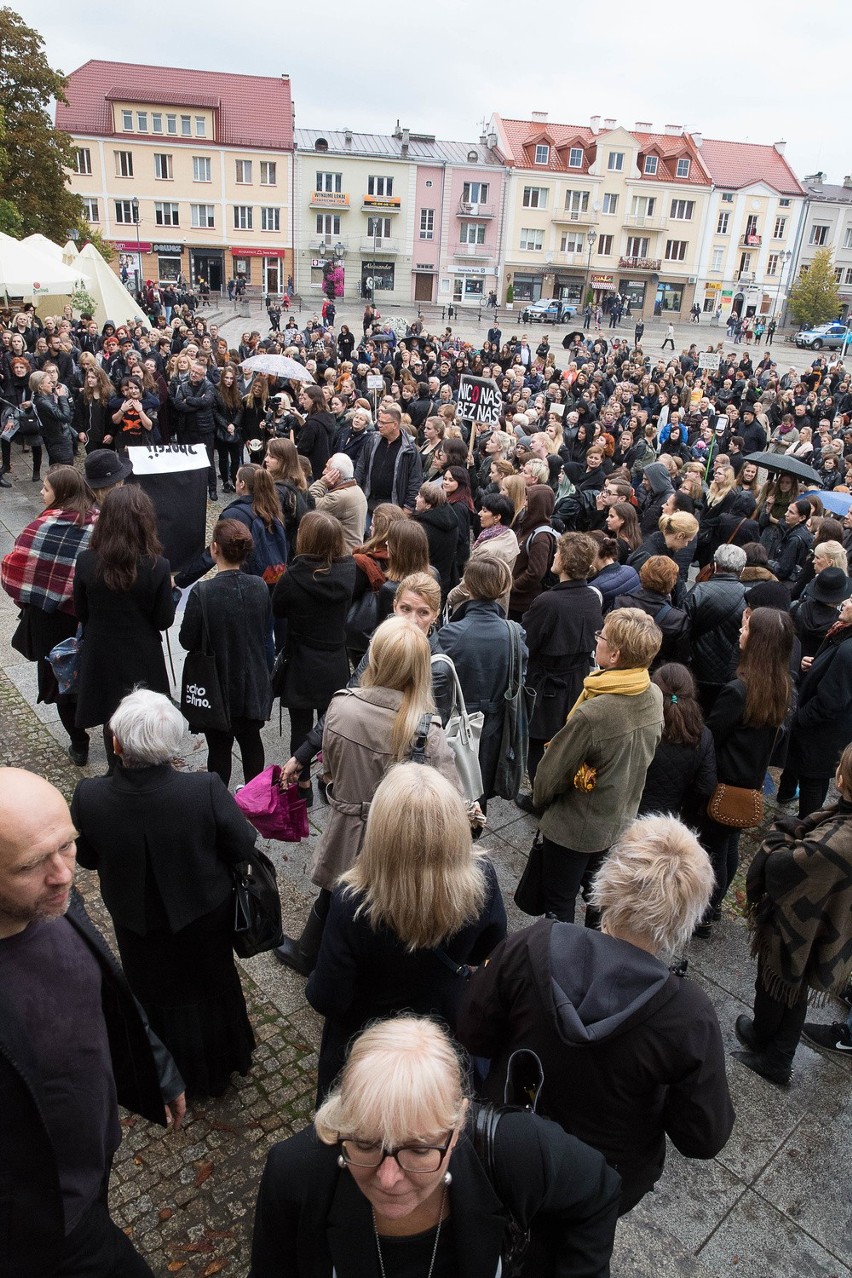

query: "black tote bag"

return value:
[180, 583, 231, 733]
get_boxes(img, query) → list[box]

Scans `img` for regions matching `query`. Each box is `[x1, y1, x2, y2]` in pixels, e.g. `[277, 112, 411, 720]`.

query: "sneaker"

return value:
[801, 1021, 852, 1055]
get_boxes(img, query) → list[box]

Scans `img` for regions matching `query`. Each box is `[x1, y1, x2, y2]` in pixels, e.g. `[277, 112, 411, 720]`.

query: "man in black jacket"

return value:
[685, 543, 748, 713]
[0, 768, 185, 1278]
[172, 359, 217, 498]
[354, 402, 423, 516]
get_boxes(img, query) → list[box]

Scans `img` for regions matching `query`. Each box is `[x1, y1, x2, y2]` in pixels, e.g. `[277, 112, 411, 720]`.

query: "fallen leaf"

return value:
[167, 1263, 186, 1272]
[194, 1160, 215, 1187]
[159, 1207, 174, 1221]
[202, 1261, 227, 1276]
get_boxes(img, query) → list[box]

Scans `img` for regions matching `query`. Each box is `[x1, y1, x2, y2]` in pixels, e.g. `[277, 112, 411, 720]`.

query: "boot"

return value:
[731, 1049, 791, 1087]
[274, 902, 326, 977]
[734, 1015, 763, 1054]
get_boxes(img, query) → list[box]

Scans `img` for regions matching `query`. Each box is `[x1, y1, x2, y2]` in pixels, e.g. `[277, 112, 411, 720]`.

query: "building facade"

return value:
[490, 114, 712, 317]
[692, 138, 805, 322]
[794, 174, 852, 321]
[57, 61, 294, 297]
[293, 127, 505, 306]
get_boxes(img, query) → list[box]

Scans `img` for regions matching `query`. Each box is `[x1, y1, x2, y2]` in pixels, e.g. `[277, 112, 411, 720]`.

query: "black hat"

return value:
[743, 581, 792, 612]
[810, 566, 851, 606]
[84, 449, 133, 489]
[119, 335, 134, 346]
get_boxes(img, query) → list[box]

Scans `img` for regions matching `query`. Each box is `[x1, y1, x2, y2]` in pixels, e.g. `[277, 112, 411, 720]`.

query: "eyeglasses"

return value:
[594, 630, 610, 644]
[337, 1134, 452, 1173]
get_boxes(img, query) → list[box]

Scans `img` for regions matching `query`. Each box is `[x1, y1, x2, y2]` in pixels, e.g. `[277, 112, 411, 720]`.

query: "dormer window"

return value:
[568, 147, 583, 168]
[644, 156, 658, 175]
[676, 158, 690, 178]
[534, 144, 550, 165]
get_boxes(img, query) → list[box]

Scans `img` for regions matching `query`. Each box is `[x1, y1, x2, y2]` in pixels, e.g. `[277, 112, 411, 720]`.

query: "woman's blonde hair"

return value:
[589, 814, 714, 952]
[604, 606, 663, 669]
[814, 539, 848, 572]
[394, 572, 441, 616]
[501, 473, 527, 525]
[386, 521, 430, 582]
[659, 511, 699, 541]
[361, 618, 435, 760]
[707, 465, 736, 506]
[340, 764, 486, 950]
[314, 1016, 467, 1147]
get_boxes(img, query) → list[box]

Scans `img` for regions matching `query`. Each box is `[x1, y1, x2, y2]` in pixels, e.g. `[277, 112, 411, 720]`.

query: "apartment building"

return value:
[57, 61, 294, 296]
[490, 113, 712, 316]
[293, 127, 505, 305]
[795, 173, 852, 320]
[694, 138, 805, 321]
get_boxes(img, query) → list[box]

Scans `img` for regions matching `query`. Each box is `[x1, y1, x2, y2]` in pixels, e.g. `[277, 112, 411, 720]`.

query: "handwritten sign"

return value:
[698, 351, 721, 371]
[366, 375, 385, 390]
[127, 443, 210, 475]
[458, 375, 502, 426]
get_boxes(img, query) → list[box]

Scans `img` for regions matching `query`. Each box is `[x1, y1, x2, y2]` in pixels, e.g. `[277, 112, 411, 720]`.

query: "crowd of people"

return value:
[1, 297, 852, 1277]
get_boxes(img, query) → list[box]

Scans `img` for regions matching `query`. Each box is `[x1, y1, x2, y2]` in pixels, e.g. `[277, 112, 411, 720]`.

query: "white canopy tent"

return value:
[0, 231, 86, 298]
[75, 241, 148, 328]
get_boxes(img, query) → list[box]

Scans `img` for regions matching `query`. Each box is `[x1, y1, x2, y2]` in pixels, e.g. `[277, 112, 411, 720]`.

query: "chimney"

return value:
[664, 123, 683, 136]
[603, 117, 616, 129]
[635, 121, 653, 131]
[486, 131, 497, 149]
[344, 128, 352, 145]
[773, 140, 786, 155]
[479, 132, 488, 145]
[590, 115, 601, 134]
[844, 176, 852, 189]
[531, 110, 548, 122]
[401, 127, 410, 154]
[691, 131, 703, 148]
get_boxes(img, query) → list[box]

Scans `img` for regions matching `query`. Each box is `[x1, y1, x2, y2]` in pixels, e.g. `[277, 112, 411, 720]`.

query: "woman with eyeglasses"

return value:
[249, 1017, 620, 1278]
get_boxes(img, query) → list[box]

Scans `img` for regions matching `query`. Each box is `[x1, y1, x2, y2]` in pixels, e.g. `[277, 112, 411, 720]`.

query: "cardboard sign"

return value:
[698, 351, 721, 371]
[127, 444, 209, 573]
[366, 374, 385, 390]
[128, 443, 210, 474]
[458, 375, 502, 425]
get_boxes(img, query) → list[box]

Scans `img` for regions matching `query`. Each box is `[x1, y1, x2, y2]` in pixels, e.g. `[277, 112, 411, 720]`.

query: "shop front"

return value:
[449, 264, 487, 303]
[555, 274, 584, 306]
[190, 248, 225, 293]
[108, 239, 151, 295]
[153, 242, 184, 285]
[510, 272, 542, 303]
[703, 280, 721, 314]
[618, 278, 647, 312]
[589, 272, 615, 303]
[230, 247, 285, 296]
[361, 259, 395, 299]
[654, 279, 684, 314]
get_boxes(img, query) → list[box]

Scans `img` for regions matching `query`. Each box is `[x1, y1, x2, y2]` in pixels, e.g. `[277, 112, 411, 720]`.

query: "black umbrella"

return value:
[744, 451, 823, 487]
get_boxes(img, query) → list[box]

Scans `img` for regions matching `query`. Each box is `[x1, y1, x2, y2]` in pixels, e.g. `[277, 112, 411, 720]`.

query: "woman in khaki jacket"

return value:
[275, 617, 461, 976]
[446, 492, 519, 617]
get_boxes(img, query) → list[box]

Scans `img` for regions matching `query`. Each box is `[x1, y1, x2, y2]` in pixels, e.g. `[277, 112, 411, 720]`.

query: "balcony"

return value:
[454, 242, 492, 259]
[618, 256, 661, 271]
[359, 236, 400, 255]
[551, 207, 599, 226]
[624, 213, 666, 230]
[457, 200, 495, 218]
[740, 233, 762, 247]
[309, 191, 349, 210]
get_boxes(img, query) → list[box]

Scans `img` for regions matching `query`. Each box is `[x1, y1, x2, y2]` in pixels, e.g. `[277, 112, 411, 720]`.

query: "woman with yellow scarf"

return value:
[530, 608, 665, 923]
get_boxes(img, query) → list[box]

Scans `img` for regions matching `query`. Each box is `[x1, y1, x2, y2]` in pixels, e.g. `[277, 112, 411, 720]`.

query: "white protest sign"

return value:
[698, 351, 721, 371]
[366, 374, 385, 390]
[458, 374, 502, 426]
[127, 443, 210, 474]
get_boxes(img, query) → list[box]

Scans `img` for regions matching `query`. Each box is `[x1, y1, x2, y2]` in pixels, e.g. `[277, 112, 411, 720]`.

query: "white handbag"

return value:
[431, 654, 484, 802]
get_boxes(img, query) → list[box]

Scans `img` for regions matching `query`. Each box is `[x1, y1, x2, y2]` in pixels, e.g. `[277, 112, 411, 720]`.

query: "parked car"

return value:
[795, 322, 851, 351]
[521, 298, 577, 324]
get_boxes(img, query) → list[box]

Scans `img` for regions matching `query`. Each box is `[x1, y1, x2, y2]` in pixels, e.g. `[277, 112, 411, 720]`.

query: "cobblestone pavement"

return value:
[1, 403, 850, 1276]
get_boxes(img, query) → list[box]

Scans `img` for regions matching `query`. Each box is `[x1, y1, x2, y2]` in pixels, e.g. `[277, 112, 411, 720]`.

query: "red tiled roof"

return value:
[498, 117, 711, 183]
[698, 138, 804, 196]
[499, 118, 597, 170]
[633, 132, 712, 185]
[57, 60, 293, 151]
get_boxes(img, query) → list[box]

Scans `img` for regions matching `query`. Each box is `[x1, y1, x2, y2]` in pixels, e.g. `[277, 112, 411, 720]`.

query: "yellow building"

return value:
[491, 113, 714, 319]
[57, 61, 294, 298]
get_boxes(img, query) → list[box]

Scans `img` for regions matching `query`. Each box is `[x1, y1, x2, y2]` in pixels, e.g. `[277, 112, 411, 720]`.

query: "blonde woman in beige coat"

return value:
[274, 616, 461, 976]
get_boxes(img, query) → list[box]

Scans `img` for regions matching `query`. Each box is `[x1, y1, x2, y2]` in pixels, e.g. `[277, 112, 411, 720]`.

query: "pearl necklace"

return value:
[371, 1184, 448, 1278]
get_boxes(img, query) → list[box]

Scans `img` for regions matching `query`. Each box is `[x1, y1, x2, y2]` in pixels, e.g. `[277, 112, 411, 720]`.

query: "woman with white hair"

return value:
[307, 764, 506, 1098]
[249, 1016, 621, 1278]
[458, 813, 734, 1216]
[72, 689, 259, 1097]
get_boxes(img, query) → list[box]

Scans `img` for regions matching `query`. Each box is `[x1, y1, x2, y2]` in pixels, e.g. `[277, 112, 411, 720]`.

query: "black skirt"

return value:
[14, 603, 78, 705]
[115, 896, 255, 1098]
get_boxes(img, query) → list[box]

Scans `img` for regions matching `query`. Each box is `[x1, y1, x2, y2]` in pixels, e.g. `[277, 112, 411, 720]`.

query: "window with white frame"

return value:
[191, 203, 215, 228]
[844, 227, 852, 250]
[367, 217, 392, 240]
[114, 200, 134, 224]
[560, 232, 583, 253]
[316, 214, 341, 237]
[154, 202, 179, 226]
[368, 175, 393, 197]
[121, 110, 133, 130]
[846, 267, 852, 285]
[261, 206, 280, 232]
[260, 161, 277, 185]
[779, 198, 791, 207]
[766, 253, 779, 276]
[665, 239, 688, 261]
[643, 156, 658, 175]
[712, 247, 724, 271]
[626, 236, 649, 258]
[462, 181, 489, 204]
[316, 171, 342, 193]
[235, 159, 253, 184]
[522, 186, 549, 208]
[810, 224, 829, 246]
[597, 234, 613, 255]
[152, 112, 163, 133]
[459, 222, 486, 244]
[74, 147, 91, 175]
[180, 115, 191, 137]
[419, 208, 434, 239]
[82, 197, 99, 223]
[630, 195, 656, 220]
[670, 199, 695, 220]
[520, 227, 544, 251]
[195, 117, 206, 137]
[154, 153, 173, 180]
[166, 114, 177, 135]
[192, 156, 211, 182]
[717, 212, 729, 234]
[114, 150, 133, 178]
[136, 111, 148, 132]
[721, 192, 733, 203]
[234, 205, 253, 230]
[568, 147, 583, 168]
[602, 192, 619, 215]
[676, 158, 690, 178]
[607, 151, 624, 171]
[534, 144, 550, 165]
[565, 190, 590, 217]
[774, 216, 787, 239]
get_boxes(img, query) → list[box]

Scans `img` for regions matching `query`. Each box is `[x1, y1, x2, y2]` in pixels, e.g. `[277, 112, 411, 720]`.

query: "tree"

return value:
[0, 8, 85, 241]
[788, 246, 842, 330]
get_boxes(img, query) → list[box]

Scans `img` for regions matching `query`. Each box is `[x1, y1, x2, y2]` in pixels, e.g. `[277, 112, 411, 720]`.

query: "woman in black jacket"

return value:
[272, 511, 355, 805]
[179, 519, 272, 786]
[73, 688, 258, 1097]
[263, 437, 311, 542]
[295, 383, 336, 480]
[30, 368, 77, 464]
[443, 465, 474, 581]
[306, 764, 506, 1099]
[768, 499, 813, 583]
[212, 362, 244, 493]
[411, 480, 459, 598]
[72, 364, 115, 452]
[639, 664, 716, 821]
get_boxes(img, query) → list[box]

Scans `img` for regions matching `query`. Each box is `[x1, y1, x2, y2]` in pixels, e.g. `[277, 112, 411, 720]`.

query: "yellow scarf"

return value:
[567, 666, 651, 719]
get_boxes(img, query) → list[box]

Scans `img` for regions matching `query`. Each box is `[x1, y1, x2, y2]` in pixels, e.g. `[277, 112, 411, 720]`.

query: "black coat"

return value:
[272, 556, 355, 710]
[787, 628, 852, 779]
[768, 521, 812, 584]
[306, 860, 506, 1098]
[0, 892, 181, 1278]
[250, 1110, 620, 1278]
[684, 574, 747, 687]
[297, 411, 336, 480]
[73, 551, 175, 729]
[179, 572, 273, 723]
[412, 502, 459, 595]
[613, 587, 691, 668]
[638, 728, 717, 820]
[73, 764, 257, 934]
[523, 580, 602, 739]
[706, 678, 782, 788]
[447, 500, 472, 577]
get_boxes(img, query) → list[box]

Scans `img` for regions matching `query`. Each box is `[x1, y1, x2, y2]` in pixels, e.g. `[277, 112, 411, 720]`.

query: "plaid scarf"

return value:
[1, 508, 96, 615]
[746, 801, 852, 1007]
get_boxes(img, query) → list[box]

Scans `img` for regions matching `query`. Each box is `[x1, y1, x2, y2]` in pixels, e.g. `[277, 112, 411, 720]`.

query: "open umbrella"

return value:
[803, 488, 852, 516]
[240, 353, 314, 383]
[744, 451, 822, 487]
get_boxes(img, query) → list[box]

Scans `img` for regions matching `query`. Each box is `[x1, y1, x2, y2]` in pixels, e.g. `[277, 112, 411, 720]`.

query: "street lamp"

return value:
[585, 228, 598, 310]
[772, 248, 792, 324]
[130, 197, 141, 297]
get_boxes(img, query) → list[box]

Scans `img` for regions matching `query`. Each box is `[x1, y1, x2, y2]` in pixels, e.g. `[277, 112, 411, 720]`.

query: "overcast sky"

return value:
[11, 0, 842, 186]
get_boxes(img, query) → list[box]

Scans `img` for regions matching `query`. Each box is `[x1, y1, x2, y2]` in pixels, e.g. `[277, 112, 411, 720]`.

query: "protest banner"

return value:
[699, 351, 721, 371]
[458, 375, 502, 426]
[128, 444, 209, 573]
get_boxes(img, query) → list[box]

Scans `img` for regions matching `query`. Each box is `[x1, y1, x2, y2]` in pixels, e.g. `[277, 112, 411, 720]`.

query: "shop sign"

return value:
[363, 195, 401, 209]
[590, 273, 614, 286]
[704, 281, 722, 293]
[153, 242, 183, 254]
[312, 191, 349, 206]
[108, 238, 152, 252]
[447, 264, 488, 275]
[230, 247, 281, 258]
